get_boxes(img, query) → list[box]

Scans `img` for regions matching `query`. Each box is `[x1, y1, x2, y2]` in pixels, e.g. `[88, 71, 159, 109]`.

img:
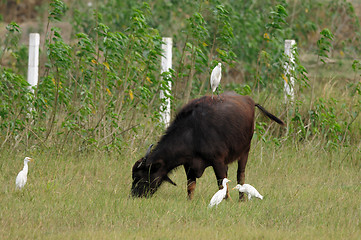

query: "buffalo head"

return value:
[131, 144, 176, 198]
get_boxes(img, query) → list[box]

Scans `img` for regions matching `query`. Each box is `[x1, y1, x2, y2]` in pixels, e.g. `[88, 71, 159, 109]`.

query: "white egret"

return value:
[210, 62, 222, 99]
[233, 184, 263, 200]
[15, 157, 34, 190]
[208, 178, 231, 208]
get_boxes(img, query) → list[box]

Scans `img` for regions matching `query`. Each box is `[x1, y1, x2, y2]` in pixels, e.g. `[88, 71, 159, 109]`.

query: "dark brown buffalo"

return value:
[131, 92, 284, 200]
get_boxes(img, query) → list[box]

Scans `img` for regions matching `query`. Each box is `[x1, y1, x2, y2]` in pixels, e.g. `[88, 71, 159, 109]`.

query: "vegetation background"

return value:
[0, 0, 360, 239]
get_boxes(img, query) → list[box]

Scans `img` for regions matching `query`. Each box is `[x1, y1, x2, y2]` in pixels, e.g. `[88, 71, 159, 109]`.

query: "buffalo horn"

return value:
[138, 144, 153, 168]
[145, 144, 153, 158]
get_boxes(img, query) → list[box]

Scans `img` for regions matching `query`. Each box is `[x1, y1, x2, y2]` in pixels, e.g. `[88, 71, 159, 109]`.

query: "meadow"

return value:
[1, 136, 360, 239]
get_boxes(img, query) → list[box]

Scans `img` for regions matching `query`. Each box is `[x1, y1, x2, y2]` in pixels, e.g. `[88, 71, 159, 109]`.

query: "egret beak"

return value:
[29, 158, 34, 162]
[232, 187, 236, 190]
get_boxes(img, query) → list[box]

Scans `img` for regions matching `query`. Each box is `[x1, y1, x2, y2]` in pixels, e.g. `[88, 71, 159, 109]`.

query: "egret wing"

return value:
[15, 171, 26, 189]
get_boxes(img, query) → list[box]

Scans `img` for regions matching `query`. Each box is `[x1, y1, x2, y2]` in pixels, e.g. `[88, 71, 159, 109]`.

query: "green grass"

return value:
[1, 139, 360, 239]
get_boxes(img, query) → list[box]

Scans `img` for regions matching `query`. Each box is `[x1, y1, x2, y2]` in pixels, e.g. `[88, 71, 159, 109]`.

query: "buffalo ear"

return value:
[136, 158, 145, 169]
[164, 175, 177, 186]
[134, 158, 145, 169]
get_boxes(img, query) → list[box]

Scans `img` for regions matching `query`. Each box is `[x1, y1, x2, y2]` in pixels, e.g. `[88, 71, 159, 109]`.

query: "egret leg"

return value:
[226, 182, 233, 201]
[216, 88, 223, 102]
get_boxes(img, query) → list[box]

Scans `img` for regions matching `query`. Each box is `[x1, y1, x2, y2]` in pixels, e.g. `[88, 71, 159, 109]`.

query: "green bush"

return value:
[0, 0, 360, 153]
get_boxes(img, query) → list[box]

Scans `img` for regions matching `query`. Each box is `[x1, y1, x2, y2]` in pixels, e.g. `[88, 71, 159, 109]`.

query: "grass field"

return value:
[1, 137, 360, 239]
[2, 0, 361, 238]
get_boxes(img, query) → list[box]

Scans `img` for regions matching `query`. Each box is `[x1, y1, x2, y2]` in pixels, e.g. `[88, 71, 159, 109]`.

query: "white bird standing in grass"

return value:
[15, 157, 34, 190]
[208, 178, 231, 208]
[210, 62, 222, 99]
[233, 184, 263, 200]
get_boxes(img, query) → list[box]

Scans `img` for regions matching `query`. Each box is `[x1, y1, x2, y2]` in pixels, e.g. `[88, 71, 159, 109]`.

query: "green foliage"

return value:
[311, 98, 344, 148]
[0, 68, 31, 124]
[0, 1, 168, 152]
[317, 28, 334, 63]
[294, 98, 344, 148]
[1, 0, 361, 153]
[0, 22, 21, 62]
[266, 4, 288, 36]
[0, 22, 32, 148]
[48, 0, 68, 22]
[233, 84, 252, 96]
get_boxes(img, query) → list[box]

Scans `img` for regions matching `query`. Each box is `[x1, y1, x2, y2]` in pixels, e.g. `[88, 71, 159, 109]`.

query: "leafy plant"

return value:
[317, 28, 334, 64]
[1, 0, 361, 153]
[0, 22, 21, 64]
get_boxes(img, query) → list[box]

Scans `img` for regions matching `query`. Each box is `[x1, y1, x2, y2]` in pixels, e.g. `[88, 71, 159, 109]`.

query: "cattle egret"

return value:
[210, 62, 222, 98]
[208, 178, 231, 208]
[15, 157, 34, 190]
[233, 184, 263, 200]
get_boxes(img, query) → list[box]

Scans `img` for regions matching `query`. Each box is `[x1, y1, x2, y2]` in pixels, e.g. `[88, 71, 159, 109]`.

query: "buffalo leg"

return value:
[237, 149, 250, 201]
[213, 162, 232, 200]
[184, 165, 197, 200]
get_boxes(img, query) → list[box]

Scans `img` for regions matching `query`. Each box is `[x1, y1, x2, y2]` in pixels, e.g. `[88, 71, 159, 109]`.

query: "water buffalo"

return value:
[131, 92, 284, 200]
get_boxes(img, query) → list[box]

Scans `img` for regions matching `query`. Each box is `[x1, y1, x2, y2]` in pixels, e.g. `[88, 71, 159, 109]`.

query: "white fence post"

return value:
[284, 39, 296, 102]
[160, 37, 172, 127]
[27, 33, 40, 93]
